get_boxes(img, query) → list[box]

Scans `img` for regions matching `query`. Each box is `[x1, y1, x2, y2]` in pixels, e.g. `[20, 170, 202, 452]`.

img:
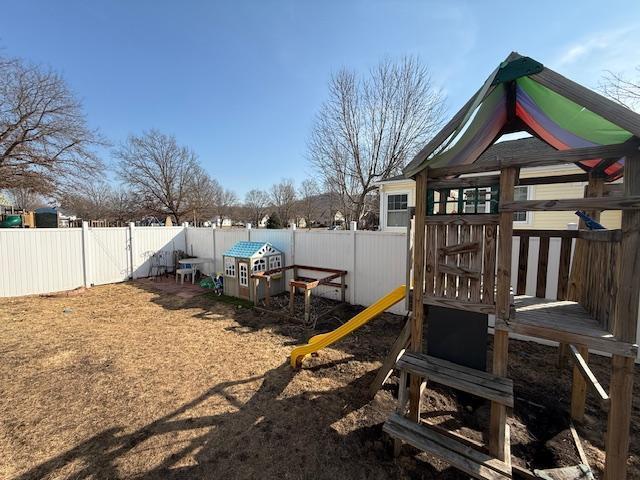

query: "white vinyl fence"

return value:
[2, 223, 639, 359]
[0, 224, 584, 305]
[0, 223, 578, 312]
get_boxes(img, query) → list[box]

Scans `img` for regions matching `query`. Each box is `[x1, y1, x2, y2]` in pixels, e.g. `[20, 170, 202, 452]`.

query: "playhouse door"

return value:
[238, 262, 249, 299]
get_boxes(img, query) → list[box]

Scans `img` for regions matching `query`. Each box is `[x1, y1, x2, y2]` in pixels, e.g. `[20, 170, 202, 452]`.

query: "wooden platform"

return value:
[500, 296, 637, 357]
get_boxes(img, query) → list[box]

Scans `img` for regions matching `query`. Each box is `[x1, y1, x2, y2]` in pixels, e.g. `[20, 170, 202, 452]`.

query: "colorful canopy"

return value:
[405, 53, 639, 179]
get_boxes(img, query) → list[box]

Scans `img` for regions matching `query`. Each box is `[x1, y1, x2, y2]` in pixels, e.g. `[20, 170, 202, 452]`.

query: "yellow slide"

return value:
[290, 285, 406, 368]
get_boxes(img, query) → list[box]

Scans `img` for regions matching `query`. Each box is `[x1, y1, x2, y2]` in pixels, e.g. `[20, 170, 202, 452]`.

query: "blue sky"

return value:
[2, 1, 639, 197]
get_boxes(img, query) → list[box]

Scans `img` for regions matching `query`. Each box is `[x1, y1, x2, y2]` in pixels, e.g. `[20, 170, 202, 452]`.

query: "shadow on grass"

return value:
[16, 363, 438, 480]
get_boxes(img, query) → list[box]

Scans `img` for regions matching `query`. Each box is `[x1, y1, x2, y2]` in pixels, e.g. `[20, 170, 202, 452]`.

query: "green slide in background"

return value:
[0, 215, 22, 228]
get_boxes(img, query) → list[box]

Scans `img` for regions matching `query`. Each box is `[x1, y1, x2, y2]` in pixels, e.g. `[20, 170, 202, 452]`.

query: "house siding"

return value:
[519, 165, 621, 230]
[378, 164, 622, 231]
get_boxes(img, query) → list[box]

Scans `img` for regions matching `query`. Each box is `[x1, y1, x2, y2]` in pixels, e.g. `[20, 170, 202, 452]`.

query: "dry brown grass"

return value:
[0, 282, 638, 479]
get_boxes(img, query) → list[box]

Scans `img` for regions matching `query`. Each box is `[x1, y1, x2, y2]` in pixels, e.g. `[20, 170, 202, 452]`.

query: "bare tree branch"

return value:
[0, 54, 106, 192]
[244, 189, 270, 227]
[115, 130, 198, 224]
[309, 56, 445, 226]
[599, 67, 640, 111]
[269, 178, 297, 226]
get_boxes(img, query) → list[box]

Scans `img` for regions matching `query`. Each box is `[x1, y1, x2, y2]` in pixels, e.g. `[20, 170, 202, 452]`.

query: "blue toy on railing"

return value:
[574, 210, 605, 230]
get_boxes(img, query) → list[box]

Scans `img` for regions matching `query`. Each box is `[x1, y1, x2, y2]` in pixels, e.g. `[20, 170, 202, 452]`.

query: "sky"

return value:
[2, 0, 640, 197]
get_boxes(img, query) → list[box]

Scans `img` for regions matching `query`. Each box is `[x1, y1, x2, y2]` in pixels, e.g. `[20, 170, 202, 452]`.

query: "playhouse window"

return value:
[253, 258, 266, 272]
[463, 188, 491, 214]
[224, 257, 236, 277]
[269, 255, 282, 271]
[513, 186, 530, 223]
[239, 263, 248, 286]
[387, 194, 408, 227]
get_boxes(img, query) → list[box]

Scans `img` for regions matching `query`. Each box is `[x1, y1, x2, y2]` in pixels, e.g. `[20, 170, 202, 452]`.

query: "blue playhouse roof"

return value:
[223, 241, 277, 258]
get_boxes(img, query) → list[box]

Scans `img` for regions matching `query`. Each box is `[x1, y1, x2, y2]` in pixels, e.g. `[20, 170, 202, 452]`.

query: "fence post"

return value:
[247, 222, 252, 241]
[182, 222, 190, 256]
[212, 223, 217, 274]
[81, 221, 92, 288]
[129, 222, 136, 279]
[351, 223, 357, 304]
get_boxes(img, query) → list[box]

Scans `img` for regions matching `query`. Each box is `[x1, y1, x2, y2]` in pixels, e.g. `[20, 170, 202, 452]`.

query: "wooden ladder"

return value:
[384, 351, 513, 479]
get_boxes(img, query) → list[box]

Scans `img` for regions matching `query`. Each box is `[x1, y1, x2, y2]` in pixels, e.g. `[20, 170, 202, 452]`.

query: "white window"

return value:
[252, 258, 266, 272]
[224, 257, 236, 277]
[513, 186, 530, 223]
[239, 263, 248, 286]
[269, 255, 282, 271]
[387, 194, 408, 227]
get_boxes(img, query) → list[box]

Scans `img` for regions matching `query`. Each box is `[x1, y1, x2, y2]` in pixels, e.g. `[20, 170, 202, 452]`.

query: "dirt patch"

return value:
[0, 282, 638, 479]
[256, 290, 348, 326]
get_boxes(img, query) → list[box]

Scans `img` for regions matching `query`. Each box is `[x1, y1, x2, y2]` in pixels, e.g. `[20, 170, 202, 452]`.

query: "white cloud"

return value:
[551, 25, 640, 85]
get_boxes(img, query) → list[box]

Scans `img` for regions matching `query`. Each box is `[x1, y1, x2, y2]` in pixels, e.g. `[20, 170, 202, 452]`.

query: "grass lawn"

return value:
[0, 282, 638, 479]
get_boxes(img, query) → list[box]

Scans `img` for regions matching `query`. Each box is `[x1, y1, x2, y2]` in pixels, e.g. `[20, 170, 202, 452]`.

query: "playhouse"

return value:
[222, 241, 284, 301]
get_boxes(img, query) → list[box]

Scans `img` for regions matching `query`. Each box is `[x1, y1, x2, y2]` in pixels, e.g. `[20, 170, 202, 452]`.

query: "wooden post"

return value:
[569, 173, 605, 419]
[289, 283, 295, 315]
[394, 370, 409, 457]
[409, 171, 428, 423]
[265, 277, 271, 307]
[604, 154, 640, 480]
[557, 343, 569, 368]
[570, 345, 589, 422]
[252, 277, 258, 305]
[340, 274, 346, 303]
[304, 287, 312, 325]
[490, 167, 516, 461]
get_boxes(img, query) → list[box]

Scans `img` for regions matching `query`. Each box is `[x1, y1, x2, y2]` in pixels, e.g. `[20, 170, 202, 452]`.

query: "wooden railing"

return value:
[568, 231, 621, 330]
[513, 229, 622, 329]
[512, 229, 577, 300]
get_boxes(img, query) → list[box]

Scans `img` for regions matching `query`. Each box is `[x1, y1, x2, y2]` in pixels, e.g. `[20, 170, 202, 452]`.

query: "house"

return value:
[376, 136, 622, 231]
[222, 241, 285, 301]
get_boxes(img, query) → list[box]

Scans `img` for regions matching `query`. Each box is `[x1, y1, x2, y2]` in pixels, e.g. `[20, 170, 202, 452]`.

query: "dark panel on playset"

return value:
[426, 306, 488, 371]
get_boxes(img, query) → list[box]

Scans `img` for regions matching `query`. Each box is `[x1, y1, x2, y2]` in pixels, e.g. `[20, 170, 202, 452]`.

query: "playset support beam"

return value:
[409, 170, 428, 422]
[569, 173, 605, 423]
[490, 167, 517, 460]
[426, 141, 638, 179]
[604, 154, 640, 480]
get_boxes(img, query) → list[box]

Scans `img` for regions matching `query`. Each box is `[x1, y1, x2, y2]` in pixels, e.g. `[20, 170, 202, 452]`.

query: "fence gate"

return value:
[88, 227, 131, 285]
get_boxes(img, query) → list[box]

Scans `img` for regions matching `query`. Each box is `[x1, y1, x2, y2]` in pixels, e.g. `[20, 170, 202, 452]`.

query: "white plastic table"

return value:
[178, 258, 212, 278]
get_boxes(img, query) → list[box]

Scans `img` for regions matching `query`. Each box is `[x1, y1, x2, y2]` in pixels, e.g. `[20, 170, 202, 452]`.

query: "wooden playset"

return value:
[375, 53, 640, 479]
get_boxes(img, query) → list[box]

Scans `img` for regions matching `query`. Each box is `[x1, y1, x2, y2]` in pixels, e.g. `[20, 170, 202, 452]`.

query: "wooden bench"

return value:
[396, 352, 514, 407]
[384, 413, 512, 480]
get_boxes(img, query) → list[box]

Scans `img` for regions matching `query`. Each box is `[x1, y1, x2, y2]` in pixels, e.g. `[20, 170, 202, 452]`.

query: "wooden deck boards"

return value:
[506, 296, 637, 357]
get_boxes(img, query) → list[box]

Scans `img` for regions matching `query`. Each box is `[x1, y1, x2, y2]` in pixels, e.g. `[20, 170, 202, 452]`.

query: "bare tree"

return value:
[309, 56, 445, 226]
[0, 54, 105, 193]
[600, 67, 640, 111]
[115, 130, 198, 224]
[213, 187, 238, 226]
[244, 189, 270, 227]
[185, 166, 219, 224]
[270, 178, 297, 227]
[3, 186, 47, 210]
[108, 187, 140, 224]
[57, 181, 114, 220]
[298, 178, 320, 229]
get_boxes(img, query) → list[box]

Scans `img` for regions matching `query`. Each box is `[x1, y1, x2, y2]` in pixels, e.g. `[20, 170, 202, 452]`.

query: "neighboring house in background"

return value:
[376, 137, 621, 231]
[213, 216, 234, 228]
